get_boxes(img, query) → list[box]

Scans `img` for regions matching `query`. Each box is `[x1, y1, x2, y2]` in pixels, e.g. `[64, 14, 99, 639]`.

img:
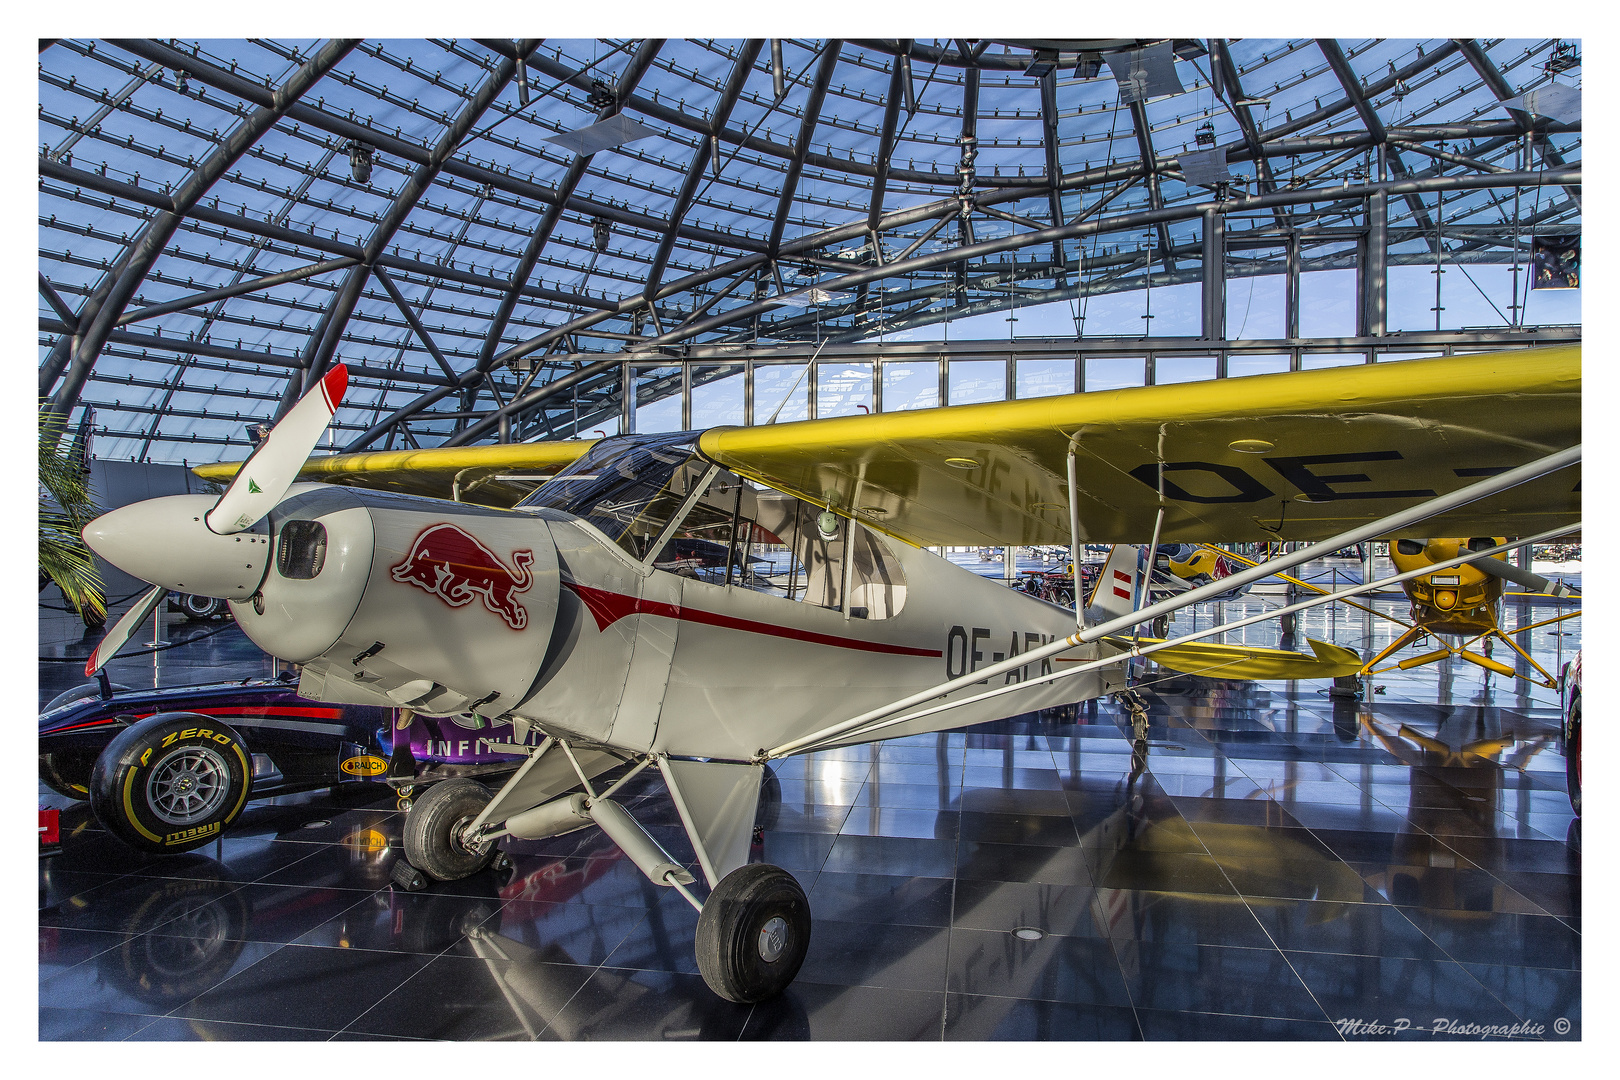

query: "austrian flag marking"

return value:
[1112, 569, 1133, 600]
[390, 523, 535, 630]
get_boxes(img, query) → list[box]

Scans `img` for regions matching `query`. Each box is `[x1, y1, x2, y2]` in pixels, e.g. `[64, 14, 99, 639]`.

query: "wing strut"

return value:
[761, 443, 1580, 759]
[776, 523, 1578, 755]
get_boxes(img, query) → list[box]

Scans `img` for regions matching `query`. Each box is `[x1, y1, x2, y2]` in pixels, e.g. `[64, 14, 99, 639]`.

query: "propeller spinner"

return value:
[79, 365, 349, 675]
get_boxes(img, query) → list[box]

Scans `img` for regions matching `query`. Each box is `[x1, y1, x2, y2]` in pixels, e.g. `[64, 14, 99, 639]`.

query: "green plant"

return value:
[39, 407, 105, 624]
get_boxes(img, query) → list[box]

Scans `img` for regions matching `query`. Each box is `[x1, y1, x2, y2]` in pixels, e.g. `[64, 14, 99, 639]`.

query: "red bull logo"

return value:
[390, 523, 534, 630]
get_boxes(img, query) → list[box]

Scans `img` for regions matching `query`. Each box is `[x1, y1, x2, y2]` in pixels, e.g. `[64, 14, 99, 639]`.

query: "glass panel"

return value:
[689, 364, 744, 428]
[650, 471, 745, 582]
[633, 365, 683, 434]
[1373, 351, 1443, 364]
[948, 359, 1006, 405]
[1083, 356, 1144, 392]
[881, 360, 939, 411]
[1227, 271, 1286, 338]
[1387, 265, 1441, 332]
[1015, 358, 1073, 399]
[1226, 353, 1291, 378]
[517, 432, 700, 559]
[1301, 352, 1365, 369]
[1299, 269, 1357, 337]
[1154, 355, 1216, 385]
[753, 363, 809, 424]
[816, 361, 874, 418]
[846, 524, 907, 619]
[751, 492, 844, 610]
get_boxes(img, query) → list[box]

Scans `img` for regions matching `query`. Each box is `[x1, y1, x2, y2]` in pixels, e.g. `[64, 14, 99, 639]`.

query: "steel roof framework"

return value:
[38, 37, 1580, 463]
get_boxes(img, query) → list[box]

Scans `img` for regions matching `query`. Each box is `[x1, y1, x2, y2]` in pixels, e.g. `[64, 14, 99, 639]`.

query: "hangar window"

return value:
[727, 489, 907, 619]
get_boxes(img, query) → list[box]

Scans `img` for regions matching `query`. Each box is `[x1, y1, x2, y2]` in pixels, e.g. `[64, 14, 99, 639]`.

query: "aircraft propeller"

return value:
[79, 365, 350, 676]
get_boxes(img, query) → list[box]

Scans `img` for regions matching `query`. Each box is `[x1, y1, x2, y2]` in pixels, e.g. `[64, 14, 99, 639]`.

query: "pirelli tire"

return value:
[89, 713, 253, 854]
[402, 778, 502, 882]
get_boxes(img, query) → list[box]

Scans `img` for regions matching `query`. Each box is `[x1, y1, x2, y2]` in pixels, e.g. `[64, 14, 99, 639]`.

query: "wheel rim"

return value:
[758, 916, 789, 963]
[146, 746, 232, 825]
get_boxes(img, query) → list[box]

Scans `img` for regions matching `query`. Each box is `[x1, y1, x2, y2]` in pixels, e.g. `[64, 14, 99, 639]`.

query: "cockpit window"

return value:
[515, 432, 703, 559]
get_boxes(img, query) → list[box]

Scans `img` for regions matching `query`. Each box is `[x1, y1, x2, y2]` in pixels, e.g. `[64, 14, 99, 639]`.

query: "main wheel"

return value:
[180, 593, 224, 621]
[402, 778, 501, 882]
[89, 714, 252, 853]
[695, 863, 811, 1003]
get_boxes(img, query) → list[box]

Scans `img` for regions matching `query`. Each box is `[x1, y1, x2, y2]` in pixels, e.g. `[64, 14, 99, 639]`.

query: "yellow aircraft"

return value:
[81, 344, 1578, 1002]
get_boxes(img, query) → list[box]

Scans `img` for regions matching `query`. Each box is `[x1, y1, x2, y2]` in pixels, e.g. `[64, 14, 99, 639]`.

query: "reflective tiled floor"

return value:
[40, 583, 1580, 1040]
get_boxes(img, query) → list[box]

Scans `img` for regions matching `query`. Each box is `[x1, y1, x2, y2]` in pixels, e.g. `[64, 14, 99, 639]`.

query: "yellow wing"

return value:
[193, 441, 597, 507]
[1102, 637, 1364, 681]
[700, 346, 1579, 545]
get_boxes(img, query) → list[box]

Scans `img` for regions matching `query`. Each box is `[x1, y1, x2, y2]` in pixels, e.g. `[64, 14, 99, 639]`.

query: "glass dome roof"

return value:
[38, 37, 1581, 463]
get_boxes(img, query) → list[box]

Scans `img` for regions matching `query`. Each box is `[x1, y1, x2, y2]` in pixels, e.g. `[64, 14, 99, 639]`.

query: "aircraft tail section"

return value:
[1086, 544, 1145, 624]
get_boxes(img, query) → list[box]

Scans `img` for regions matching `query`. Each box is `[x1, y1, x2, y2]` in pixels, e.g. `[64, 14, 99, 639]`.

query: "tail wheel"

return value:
[402, 778, 500, 881]
[89, 714, 252, 854]
[695, 863, 811, 1003]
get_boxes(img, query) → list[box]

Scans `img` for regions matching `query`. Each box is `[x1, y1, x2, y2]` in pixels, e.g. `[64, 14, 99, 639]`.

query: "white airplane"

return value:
[79, 345, 1580, 1002]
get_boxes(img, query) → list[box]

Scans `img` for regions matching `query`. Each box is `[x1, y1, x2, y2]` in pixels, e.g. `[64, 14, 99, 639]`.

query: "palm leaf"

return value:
[39, 407, 105, 621]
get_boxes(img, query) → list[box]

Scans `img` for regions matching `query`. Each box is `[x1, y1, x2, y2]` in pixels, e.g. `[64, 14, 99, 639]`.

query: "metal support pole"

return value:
[1201, 208, 1225, 340]
[1286, 232, 1301, 339]
[1365, 191, 1387, 337]
[1066, 445, 1085, 628]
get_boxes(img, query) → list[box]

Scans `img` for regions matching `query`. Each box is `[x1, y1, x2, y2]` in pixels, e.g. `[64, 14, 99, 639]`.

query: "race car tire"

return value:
[180, 593, 224, 621]
[695, 863, 810, 1003]
[402, 778, 501, 881]
[40, 747, 103, 800]
[1564, 692, 1581, 816]
[89, 713, 252, 854]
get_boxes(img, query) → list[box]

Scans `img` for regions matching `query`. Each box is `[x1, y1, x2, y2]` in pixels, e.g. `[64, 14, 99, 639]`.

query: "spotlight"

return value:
[586, 79, 616, 112]
[174, 69, 189, 95]
[1023, 52, 1058, 79]
[1072, 53, 1102, 80]
[347, 141, 373, 184]
[1544, 40, 1580, 74]
[1195, 121, 1216, 147]
[592, 217, 610, 253]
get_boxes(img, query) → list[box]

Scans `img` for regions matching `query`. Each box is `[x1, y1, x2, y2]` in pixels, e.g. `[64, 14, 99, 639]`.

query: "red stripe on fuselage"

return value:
[563, 582, 943, 658]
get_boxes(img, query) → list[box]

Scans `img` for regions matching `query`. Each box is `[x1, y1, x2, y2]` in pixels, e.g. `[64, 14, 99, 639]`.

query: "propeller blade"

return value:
[1467, 554, 1574, 596]
[83, 585, 166, 677]
[206, 364, 348, 535]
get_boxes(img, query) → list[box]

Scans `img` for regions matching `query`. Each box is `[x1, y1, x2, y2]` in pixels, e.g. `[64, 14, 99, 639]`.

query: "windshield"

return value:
[515, 432, 704, 558]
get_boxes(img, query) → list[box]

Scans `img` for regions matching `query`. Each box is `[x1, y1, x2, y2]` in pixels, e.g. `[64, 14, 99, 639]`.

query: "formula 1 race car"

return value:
[39, 675, 537, 855]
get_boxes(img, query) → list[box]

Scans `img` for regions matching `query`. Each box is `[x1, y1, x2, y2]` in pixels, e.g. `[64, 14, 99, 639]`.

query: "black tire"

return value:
[1565, 692, 1581, 816]
[402, 778, 501, 881]
[89, 713, 253, 854]
[180, 593, 224, 621]
[40, 747, 102, 800]
[695, 863, 811, 1003]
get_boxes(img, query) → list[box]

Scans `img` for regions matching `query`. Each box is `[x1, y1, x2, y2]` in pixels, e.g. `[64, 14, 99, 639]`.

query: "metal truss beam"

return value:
[38, 273, 78, 331]
[1210, 39, 1287, 229]
[769, 42, 842, 257]
[1037, 72, 1067, 285]
[472, 38, 665, 389]
[371, 264, 459, 385]
[1126, 101, 1176, 272]
[42, 37, 357, 414]
[646, 41, 759, 301]
[1457, 38, 1581, 211]
[867, 49, 906, 234]
[278, 40, 537, 419]
[116, 257, 360, 326]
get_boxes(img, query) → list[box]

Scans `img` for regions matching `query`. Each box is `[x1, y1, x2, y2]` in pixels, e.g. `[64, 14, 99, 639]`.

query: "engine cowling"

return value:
[233, 485, 561, 719]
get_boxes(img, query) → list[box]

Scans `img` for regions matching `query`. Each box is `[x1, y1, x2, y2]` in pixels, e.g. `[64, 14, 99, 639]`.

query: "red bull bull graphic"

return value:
[390, 523, 535, 630]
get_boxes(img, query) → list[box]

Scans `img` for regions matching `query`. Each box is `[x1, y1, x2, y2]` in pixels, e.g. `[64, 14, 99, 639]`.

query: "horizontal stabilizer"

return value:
[1107, 635, 1362, 681]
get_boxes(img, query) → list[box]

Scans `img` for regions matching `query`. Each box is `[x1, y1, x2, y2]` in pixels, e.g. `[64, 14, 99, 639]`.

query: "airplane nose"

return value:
[82, 494, 271, 599]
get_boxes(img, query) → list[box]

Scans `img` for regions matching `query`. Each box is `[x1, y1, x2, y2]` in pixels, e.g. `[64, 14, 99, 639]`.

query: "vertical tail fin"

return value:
[1086, 544, 1145, 623]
